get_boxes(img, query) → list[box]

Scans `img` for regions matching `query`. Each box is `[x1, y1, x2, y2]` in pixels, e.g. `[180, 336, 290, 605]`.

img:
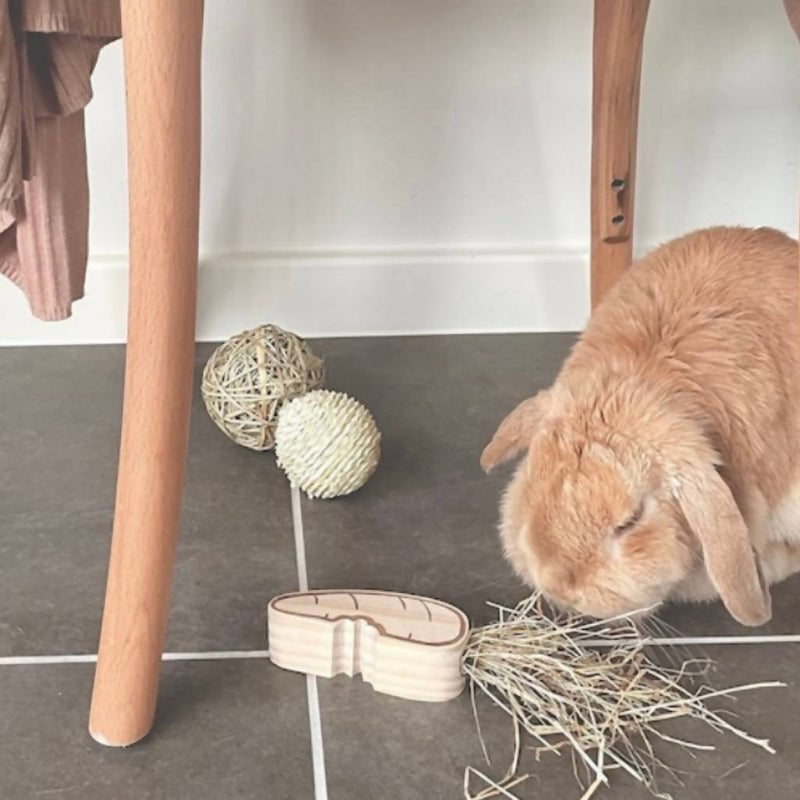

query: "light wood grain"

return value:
[89, 0, 204, 747]
[268, 591, 471, 702]
[591, 0, 650, 308]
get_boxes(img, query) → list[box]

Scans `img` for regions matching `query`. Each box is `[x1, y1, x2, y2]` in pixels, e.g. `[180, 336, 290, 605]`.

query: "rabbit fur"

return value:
[482, 226, 800, 626]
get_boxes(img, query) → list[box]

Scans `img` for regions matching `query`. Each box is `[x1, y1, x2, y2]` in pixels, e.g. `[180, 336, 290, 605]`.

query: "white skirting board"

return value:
[0, 246, 589, 346]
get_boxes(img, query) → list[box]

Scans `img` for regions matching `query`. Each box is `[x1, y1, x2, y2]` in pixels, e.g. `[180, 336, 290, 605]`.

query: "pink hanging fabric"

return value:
[0, 0, 120, 320]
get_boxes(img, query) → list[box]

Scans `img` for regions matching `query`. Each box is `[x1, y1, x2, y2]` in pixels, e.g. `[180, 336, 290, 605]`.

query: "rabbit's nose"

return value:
[539, 565, 581, 607]
[540, 564, 577, 593]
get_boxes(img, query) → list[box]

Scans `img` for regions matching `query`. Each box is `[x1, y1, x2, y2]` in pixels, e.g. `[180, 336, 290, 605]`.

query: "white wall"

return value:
[3, 0, 800, 345]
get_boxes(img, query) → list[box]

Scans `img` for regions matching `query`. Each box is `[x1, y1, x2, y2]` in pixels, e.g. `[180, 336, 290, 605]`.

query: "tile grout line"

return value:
[0, 651, 270, 666]
[291, 485, 330, 800]
[583, 634, 800, 647]
[5, 637, 800, 668]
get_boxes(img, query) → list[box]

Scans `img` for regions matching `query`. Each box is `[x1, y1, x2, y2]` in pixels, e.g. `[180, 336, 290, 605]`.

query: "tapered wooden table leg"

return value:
[591, 0, 649, 308]
[89, 0, 204, 747]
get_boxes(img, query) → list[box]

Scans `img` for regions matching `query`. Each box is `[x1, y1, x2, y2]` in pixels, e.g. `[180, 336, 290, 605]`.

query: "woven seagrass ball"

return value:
[201, 325, 325, 451]
[275, 390, 381, 499]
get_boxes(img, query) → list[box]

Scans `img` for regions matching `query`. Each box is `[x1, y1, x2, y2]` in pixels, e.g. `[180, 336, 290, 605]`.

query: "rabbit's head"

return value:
[481, 381, 770, 626]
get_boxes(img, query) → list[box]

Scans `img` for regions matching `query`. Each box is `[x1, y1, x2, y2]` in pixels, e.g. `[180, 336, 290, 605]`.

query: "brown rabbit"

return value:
[481, 226, 800, 626]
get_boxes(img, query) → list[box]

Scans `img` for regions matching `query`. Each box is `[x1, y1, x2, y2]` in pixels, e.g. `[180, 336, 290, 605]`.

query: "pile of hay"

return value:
[462, 594, 781, 800]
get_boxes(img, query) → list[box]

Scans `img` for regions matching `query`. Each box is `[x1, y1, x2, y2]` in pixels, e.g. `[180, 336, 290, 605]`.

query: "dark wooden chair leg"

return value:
[591, 0, 650, 308]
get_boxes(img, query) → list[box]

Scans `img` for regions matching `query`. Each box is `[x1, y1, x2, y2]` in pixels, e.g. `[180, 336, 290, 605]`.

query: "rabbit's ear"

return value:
[673, 461, 770, 626]
[481, 391, 551, 473]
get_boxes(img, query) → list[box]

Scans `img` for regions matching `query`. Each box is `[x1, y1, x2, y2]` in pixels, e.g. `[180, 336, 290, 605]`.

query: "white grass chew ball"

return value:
[275, 390, 381, 499]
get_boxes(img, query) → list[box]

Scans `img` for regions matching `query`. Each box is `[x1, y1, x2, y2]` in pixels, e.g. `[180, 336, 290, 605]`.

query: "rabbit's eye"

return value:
[613, 503, 644, 537]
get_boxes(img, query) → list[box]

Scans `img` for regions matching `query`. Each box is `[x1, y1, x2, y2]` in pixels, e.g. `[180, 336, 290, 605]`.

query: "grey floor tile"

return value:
[666, 644, 800, 800]
[0, 344, 296, 656]
[1, 659, 313, 800]
[301, 334, 574, 628]
[659, 573, 800, 637]
[316, 644, 799, 800]
[4, 334, 800, 800]
[316, 677, 490, 800]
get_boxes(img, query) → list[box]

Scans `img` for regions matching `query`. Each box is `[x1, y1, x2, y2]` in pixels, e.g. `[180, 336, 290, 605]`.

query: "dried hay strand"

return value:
[462, 594, 783, 800]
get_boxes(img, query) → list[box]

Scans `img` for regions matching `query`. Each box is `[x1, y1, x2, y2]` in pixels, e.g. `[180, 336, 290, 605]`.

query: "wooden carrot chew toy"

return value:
[269, 590, 783, 800]
[268, 590, 470, 702]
